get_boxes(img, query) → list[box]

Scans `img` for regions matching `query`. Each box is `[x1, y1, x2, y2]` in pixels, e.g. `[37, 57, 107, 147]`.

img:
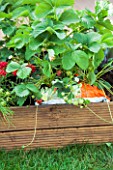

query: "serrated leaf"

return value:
[21, 0, 41, 5]
[0, 0, 3, 4]
[7, 33, 29, 49]
[101, 33, 113, 47]
[95, 0, 110, 15]
[42, 61, 51, 77]
[34, 3, 52, 19]
[53, 45, 66, 55]
[98, 10, 108, 19]
[2, 25, 16, 36]
[89, 42, 100, 53]
[73, 50, 89, 70]
[15, 34, 29, 49]
[17, 97, 27, 106]
[25, 46, 37, 60]
[0, 47, 12, 60]
[101, 32, 113, 41]
[14, 37, 25, 49]
[81, 15, 95, 28]
[26, 83, 39, 93]
[55, 0, 74, 7]
[55, 31, 66, 40]
[29, 37, 42, 50]
[94, 49, 104, 69]
[98, 19, 113, 31]
[87, 71, 96, 85]
[17, 67, 32, 79]
[12, 7, 29, 19]
[53, 23, 64, 30]
[14, 84, 30, 97]
[62, 52, 75, 70]
[51, 58, 61, 67]
[87, 32, 101, 44]
[6, 61, 20, 73]
[60, 9, 79, 25]
[74, 33, 87, 45]
[32, 20, 52, 38]
[0, 12, 9, 18]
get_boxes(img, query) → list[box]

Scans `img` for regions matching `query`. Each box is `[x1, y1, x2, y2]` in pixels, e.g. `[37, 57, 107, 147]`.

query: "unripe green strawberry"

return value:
[66, 71, 72, 76]
[78, 98, 84, 104]
[74, 100, 78, 106]
[0, 88, 3, 94]
[0, 101, 6, 106]
[5, 91, 10, 96]
[32, 95, 35, 99]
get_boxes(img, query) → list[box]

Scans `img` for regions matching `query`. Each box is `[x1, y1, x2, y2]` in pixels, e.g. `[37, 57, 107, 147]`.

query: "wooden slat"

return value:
[0, 103, 113, 131]
[0, 126, 113, 149]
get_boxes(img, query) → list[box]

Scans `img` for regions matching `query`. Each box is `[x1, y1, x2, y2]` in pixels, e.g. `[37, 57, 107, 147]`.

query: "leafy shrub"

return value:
[0, 0, 113, 115]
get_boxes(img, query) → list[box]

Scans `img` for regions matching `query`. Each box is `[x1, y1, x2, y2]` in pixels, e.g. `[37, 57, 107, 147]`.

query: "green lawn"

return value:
[0, 144, 113, 170]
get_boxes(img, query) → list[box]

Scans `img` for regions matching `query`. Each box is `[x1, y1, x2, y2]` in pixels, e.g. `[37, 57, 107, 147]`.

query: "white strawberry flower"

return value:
[74, 77, 79, 82]
[48, 49, 55, 61]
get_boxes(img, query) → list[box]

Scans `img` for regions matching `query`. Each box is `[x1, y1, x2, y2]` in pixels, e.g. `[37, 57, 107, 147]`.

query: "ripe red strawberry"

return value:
[56, 70, 62, 76]
[35, 99, 43, 105]
[12, 70, 17, 76]
[0, 62, 8, 69]
[0, 69, 7, 76]
[27, 64, 36, 73]
[74, 73, 79, 77]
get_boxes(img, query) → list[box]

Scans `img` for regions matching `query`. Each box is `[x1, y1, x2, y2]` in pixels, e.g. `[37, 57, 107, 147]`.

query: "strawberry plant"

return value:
[0, 0, 113, 116]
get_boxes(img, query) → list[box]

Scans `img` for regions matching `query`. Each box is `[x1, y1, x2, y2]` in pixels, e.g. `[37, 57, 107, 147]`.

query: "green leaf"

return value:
[87, 32, 101, 44]
[29, 37, 42, 50]
[42, 61, 51, 77]
[7, 33, 30, 49]
[81, 15, 95, 28]
[53, 23, 64, 31]
[17, 97, 27, 106]
[62, 52, 75, 70]
[74, 33, 87, 45]
[98, 10, 108, 19]
[95, 0, 110, 15]
[87, 71, 96, 85]
[51, 58, 61, 67]
[34, 3, 52, 19]
[25, 46, 37, 60]
[53, 45, 66, 55]
[2, 25, 16, 36]
[0, 47, 12, 60]
[0, 2, 9, 11]
[32, 23, 46, 38]
[60, 9, 79, 25]
[6, 61, 20, 73]
[94, 49, 104, 69]
[26, 84, 39, 93]
[14, 37, 25, 49]
[88, 42, 100, 53]
[12, 7, 29, 19]
[0, 0, 3, 4]
[17, 67, 32, 79]
[14, 84, 30, 97]
[21, 0, 41, 5]
[32, 20, 53, 38]
[15, 34, 29, 49]
[55, 31, 66, 40]
[98, 19, 113, 31]
[55, 0, 74, 7]
[101, 33, 113, 47]
[73, 50, 89, 70]
[0, 12, 11, 18]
